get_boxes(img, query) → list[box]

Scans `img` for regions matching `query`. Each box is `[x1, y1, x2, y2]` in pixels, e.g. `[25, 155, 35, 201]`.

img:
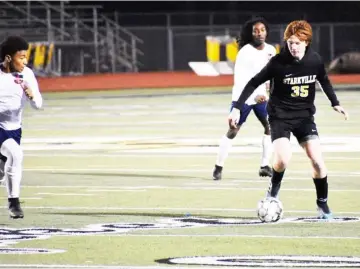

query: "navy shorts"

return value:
[230, 101, 268, 126]
[0, 128, 22, 162]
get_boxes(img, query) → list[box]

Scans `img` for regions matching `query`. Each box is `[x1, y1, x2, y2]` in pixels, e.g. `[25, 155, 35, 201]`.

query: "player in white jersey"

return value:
[0, 36, 43, 218]
[213, 17, 276, 180]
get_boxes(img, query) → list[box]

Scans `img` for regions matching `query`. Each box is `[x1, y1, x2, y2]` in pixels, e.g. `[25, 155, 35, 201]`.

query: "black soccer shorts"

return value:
[269, 116, 319, 143]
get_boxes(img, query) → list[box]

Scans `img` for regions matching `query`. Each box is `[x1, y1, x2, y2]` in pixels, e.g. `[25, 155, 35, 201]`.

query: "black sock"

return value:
[269, 169, 285, 197]
[215, 165, 223, 171]
[313, 176, 328, 203]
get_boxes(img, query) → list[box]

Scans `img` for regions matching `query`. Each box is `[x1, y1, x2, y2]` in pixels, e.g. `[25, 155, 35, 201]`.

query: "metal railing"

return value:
[0, 1, 144, 75]
[0, 5, 358, 74]
[105, 11, 308, 27]
[123, 23, 360, 72]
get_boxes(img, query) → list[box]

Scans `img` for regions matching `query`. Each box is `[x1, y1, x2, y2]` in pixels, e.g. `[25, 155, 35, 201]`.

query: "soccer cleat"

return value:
[317, 200, 333, 220]
[212, 165, 223, 181]
[259, 165, 273, 177]
[8, 198, 24, 219]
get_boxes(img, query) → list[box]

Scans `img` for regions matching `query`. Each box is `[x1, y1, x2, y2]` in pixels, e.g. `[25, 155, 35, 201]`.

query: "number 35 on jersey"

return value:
[291, 85, 309, 97]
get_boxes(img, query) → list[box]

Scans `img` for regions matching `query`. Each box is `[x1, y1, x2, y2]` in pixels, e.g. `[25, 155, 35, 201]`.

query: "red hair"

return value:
[283, 20, 313, 43]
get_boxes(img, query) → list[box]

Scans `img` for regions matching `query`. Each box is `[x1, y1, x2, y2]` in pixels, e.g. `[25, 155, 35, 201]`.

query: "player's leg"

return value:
[253, 102, 272, 177]
[295, 118, 332, 219]
[2, 138, 24, 219]
[1, 128, 23, 219]
[213, 102, 253, 180]
[0, 156, 6, 184]
[266, 119, 292, 198]
[0, 128, 7, 184]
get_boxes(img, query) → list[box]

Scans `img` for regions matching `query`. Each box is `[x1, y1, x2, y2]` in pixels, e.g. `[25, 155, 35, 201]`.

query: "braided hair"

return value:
[236, 17, 269, 48]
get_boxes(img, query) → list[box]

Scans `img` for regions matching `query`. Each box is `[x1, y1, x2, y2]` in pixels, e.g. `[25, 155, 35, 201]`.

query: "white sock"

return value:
[261, 134, 272, 167]
[6, 165, 22, 198]
[1, 139, 23, 198]
[215, 135, 233, 167]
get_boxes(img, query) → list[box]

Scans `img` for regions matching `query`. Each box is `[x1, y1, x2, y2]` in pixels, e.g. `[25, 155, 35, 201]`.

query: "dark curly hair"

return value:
[0, 36, 28, 61]
[236, 17, 270, 48]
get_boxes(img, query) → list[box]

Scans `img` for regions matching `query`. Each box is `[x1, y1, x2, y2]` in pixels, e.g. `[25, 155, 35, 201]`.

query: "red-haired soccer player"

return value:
[229, 20, 348, 219]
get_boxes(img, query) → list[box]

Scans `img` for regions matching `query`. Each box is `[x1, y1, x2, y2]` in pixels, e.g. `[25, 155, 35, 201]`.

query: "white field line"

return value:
[18, 185, 360, 192]
[21, 136, 167, 143]
[0, 265, 227, 269]
[22, 153, 360, 160]
[122, 147, 360, 153]
[20, 145, 360, 152]
[190, 179, 308, 183]
[81, 186, 360, 192]
[21, 167, 360, 176]
[23, 153, 256, 158]
[1, 205, 359, 215]
[16, 135, 360, 153]
[27, 121, 175, 127]
[37, 193, 95, 196]
[20, 136, 360, 144]
[82, 190, 146, 192]
[18, 197, 43, 200]
[95, 234, 360, 240]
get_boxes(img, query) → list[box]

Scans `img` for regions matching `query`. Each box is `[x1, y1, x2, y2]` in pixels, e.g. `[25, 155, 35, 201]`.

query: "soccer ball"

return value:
[257, 197, 284, 223]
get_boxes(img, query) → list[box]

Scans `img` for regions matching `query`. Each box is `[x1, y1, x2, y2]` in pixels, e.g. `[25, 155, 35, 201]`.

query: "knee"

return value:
[273, 154, 291, 171]
[310, 158, 327, 175]
[6, 146, 23, 167]
[226, 128, 239, 139]
[12, 148, 23, 166]
[273, 159, 288, 171]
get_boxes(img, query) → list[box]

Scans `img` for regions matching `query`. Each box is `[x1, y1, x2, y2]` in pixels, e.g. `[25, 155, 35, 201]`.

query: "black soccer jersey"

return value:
[234, 45, 340, 119]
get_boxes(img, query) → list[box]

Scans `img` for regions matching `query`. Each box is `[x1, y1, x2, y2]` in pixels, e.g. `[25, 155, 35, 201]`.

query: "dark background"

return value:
[76, 1, 360, 23]
[62, 1, 360, 71]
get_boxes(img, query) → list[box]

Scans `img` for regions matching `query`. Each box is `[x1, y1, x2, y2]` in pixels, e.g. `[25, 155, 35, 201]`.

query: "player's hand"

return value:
[21, 83, 34, 100]
[255, 95, 267, 103]
[228, 107, 240, 129]
[333, 105, 349, 120]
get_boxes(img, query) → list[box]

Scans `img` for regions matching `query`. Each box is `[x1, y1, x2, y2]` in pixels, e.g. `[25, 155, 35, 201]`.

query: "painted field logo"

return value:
[156, 255, 360, 267]
[174, 216, 360, 225]
[1, 217, 359, 254]
[0, 248, 65, 254]
[0, 219, 201, 254]
[173, 217, 264, 226]
[287, 217, 360, 223]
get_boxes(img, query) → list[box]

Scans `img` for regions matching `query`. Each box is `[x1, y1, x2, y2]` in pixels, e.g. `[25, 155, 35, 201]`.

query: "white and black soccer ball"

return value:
[257, 197, 284, 223]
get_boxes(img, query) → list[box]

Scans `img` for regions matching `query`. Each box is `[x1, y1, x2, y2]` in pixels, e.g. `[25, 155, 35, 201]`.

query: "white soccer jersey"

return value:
[232, 43, 276, 105]
[0, 66, 43, 130]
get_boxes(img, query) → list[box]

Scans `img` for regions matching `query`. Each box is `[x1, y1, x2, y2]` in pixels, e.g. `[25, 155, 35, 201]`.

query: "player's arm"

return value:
[255, 81, 270, 103]
[317, 62, 339, 107]
[233, 47, 251, 89]
[317, 62, 348, 120]
[228, 60, 274, 128]
[265, 81, 270, 96]
[23, 70, 43, 109]
[263, 47, 277, 99]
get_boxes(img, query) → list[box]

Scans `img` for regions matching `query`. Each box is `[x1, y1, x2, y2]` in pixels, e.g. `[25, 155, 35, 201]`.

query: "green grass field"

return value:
[1, 87, 360, 269]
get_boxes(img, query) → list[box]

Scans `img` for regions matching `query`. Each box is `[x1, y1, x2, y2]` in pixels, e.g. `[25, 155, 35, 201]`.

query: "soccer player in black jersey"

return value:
[228, 20, 348, 219]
